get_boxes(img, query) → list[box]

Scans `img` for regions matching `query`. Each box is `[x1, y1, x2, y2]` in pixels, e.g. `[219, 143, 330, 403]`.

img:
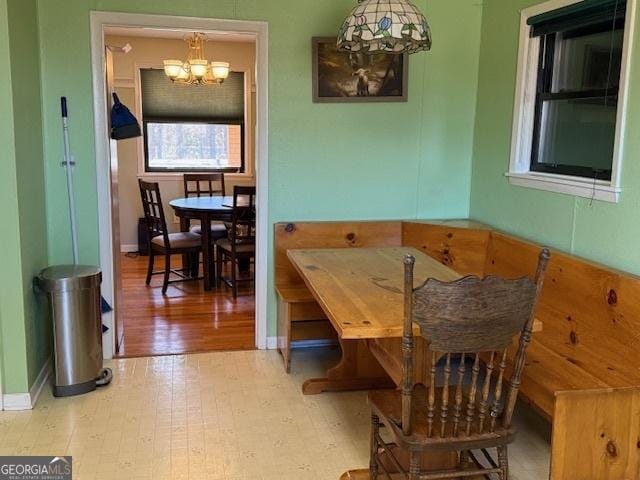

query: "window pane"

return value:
[552, 27, 624, 92]
[536, 97, 617, 172]
[146, 123, 242, 171]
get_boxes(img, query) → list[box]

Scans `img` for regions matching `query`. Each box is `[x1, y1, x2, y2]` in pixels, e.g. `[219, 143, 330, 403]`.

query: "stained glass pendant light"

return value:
[337, 0, 432, 54]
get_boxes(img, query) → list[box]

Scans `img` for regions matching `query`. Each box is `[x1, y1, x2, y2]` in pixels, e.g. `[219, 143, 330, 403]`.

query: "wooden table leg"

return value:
[179, 216, 191, 276]
[302, 338, 395, 395]
[201, 214, 212, 291]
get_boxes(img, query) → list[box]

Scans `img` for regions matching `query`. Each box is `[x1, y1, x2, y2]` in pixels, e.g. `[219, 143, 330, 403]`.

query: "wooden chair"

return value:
[139, 180, 203, 295]
[183, 173, 227, 240]
[216, 186, 256, 299]
[368, 248, 550, 479]
[183, 173, 226, 198]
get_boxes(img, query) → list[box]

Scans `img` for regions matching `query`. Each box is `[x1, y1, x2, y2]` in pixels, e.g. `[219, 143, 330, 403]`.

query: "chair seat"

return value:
[189, 222, 227, 239]
[369, 384, 515, 451]
[152, 232, 202, 250]
[216, 238, 256, 254]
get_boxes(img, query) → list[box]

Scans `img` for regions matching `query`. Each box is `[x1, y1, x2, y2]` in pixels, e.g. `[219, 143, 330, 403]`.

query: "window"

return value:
[140, 69, 245, 173]
[144, 121, 243, 172]
[509, 0, 632, 202]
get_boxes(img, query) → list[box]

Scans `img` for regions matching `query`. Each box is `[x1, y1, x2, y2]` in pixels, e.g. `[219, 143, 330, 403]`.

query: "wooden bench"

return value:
[404, 221, 640, 479]
[275, 220, 640, 479]
[276, 284, 333, 373]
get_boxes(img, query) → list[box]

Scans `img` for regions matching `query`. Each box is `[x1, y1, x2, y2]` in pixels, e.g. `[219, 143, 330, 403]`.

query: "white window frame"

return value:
[507, 0, 637, 203]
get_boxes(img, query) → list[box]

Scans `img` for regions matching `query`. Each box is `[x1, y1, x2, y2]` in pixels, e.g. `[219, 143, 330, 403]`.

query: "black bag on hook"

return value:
[110, 92, 141, 140]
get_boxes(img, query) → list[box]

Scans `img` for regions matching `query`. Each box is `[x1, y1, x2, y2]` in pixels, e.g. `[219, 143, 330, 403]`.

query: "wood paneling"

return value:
[402, 220, 491, 277]
[118, 254, 255, 357]
[485, 232, 640, 412]
[551, 388, 640, 480]
[274, 221, 402, 287]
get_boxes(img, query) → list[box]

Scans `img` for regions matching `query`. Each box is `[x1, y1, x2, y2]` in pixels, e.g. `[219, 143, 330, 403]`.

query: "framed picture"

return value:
[312, 36, 408, 103]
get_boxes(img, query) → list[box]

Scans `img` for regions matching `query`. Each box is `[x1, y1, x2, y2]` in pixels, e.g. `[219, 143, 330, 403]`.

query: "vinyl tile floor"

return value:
[0, 348, 551, 479]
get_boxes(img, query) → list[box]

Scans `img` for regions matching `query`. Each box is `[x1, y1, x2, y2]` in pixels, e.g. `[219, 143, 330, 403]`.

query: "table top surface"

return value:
[287, 247, 462, 339]
[169, 195, 253, 212]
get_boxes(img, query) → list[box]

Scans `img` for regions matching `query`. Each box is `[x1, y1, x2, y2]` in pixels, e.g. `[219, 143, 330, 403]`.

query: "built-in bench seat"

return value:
[274, 219, 640, 479]
[276, 284, 333, 373]
[406, 221, 640, 479]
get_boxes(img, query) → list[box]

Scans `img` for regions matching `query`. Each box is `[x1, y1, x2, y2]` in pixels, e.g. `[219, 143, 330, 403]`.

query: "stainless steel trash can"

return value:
[36, 265, 111, 397]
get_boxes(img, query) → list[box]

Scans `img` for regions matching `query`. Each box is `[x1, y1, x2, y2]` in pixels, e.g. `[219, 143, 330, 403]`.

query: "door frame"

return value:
[89, 11, 269, 357]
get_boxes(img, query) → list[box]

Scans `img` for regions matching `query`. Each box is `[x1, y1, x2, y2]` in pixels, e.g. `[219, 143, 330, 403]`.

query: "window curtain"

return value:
[140, 69, 245, 122]
[528, 0, 626, 37]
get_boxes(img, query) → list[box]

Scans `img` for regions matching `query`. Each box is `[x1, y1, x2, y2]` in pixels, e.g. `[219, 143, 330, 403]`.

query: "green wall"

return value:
[8, 0, 50, 389]
[470, 0, 640, 274]
[0, 0, 29, 395]
[36, 1, 482, 339]
[0, 0, 49, 395]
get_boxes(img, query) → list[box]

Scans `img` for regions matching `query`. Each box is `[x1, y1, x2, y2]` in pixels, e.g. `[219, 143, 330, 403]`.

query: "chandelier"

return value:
[163, 33, 230, 85]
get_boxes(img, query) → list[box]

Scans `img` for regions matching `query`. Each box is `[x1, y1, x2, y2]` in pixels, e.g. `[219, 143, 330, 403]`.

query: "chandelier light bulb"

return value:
[163, 60, 183, 79]
[211, 62, 230, 82]
[189, 59, 209, 79]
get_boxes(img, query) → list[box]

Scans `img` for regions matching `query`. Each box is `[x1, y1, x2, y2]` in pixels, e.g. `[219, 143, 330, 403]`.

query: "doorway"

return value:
[90, 13, 269, 358]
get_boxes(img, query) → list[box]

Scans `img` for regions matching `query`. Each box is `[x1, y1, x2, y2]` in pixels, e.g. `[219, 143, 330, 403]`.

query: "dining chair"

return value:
[139, 179, 203, 295]
[216, 186, 256, 299]
[368, 248, 550, 479]
[183, 173, 226, 198]
[183, 173, 228, 240]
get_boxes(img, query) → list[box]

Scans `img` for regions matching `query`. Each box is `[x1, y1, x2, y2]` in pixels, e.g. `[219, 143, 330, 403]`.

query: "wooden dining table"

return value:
[169, 196, 235, 291]
[288, 247, 461, 393]
[287, 246, 543, 479]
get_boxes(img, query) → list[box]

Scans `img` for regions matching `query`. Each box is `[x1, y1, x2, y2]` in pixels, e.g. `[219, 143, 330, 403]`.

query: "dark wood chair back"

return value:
[228, 186, 256, 250]
[139, 180, 169, 248]
[183, 173, 225, 197]
[400, 248, 550, 438]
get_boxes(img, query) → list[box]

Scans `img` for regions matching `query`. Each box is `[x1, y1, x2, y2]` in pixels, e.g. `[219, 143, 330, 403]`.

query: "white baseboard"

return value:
[2, 393, 32, 411]
[120, 244, 139, 253]
[266, 336, 277, 350]
[3, 358, 51, 411]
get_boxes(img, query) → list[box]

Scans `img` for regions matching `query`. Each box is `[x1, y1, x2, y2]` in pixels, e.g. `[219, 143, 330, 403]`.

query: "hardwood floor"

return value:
[117, 253, 255, 357]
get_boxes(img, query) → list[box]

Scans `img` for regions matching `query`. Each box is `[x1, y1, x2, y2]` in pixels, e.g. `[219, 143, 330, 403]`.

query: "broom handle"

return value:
[61, 97, 79, 265]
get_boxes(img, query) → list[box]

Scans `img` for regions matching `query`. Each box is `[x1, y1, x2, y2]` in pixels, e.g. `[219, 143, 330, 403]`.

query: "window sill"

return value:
[505, 172, 620, 203]
[137, 172, 254, 182]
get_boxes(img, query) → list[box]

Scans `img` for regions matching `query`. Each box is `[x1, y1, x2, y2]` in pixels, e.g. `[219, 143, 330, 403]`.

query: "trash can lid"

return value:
[37, 265, 102, 292]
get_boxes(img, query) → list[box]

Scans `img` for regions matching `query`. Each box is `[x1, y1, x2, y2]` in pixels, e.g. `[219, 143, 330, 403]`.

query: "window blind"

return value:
[528, 0, 626, 37]
[140, 69, 245, 122]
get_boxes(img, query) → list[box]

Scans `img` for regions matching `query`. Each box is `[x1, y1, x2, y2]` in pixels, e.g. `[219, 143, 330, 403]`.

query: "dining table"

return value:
[169, 196, 236, 291]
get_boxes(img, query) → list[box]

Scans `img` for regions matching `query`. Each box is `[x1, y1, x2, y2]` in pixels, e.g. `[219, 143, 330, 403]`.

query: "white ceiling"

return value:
[104, 26, 256, 43]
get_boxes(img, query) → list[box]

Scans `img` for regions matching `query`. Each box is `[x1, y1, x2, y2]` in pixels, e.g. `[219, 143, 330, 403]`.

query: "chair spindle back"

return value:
[400, 249, 550, 438]
[183, 173, 225, 198]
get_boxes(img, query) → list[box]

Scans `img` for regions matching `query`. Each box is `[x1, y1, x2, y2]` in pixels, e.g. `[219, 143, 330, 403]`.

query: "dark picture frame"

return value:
[312, 37, 408, 103]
